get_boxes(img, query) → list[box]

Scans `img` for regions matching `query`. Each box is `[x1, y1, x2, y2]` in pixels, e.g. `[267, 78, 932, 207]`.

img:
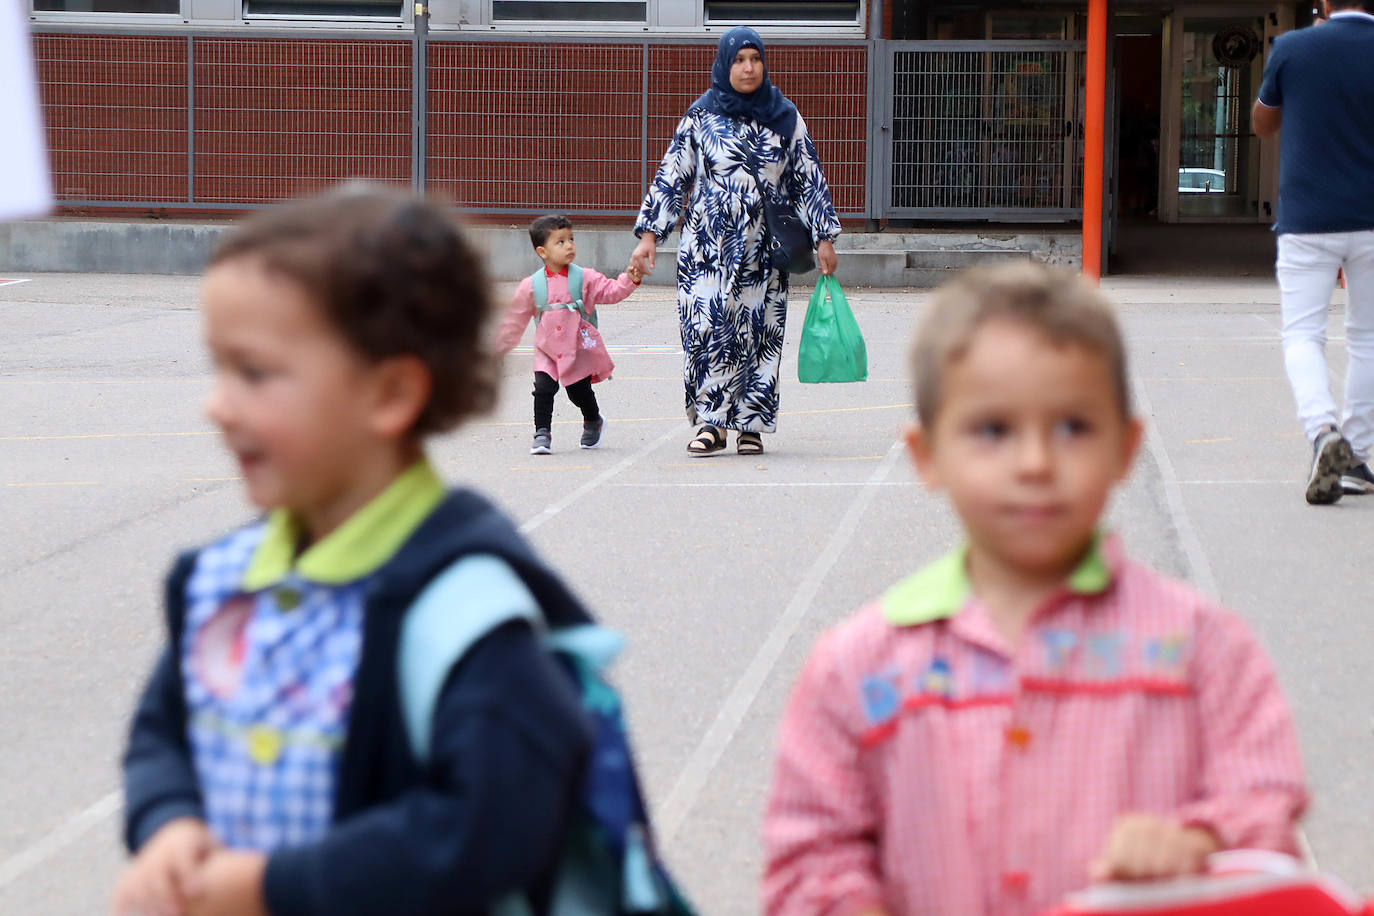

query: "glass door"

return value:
[1174, 15, 1266, 219]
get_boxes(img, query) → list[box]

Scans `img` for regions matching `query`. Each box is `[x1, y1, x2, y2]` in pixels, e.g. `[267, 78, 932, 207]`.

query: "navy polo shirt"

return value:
[1257, 12, 1374, 234]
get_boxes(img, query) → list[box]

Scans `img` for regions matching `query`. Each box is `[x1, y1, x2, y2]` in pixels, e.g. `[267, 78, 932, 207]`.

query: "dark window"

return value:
[34, 0, 179, 11]
[704, 0, 860, 23]
[492, 0, 647, 20]
[242, 0, 403, 16]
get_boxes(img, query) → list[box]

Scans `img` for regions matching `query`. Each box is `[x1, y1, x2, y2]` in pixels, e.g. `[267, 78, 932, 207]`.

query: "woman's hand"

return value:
[630, 234, 658, 277]
[817, 240, 838, 276]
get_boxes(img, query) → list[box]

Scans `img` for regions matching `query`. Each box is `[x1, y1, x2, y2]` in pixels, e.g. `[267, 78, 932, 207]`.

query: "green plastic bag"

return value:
[798, 275, 868, 383]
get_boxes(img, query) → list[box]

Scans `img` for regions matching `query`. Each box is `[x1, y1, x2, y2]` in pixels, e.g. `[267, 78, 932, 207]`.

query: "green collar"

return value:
[243, 459, 446, 591]
[882, 534, 1114, 627]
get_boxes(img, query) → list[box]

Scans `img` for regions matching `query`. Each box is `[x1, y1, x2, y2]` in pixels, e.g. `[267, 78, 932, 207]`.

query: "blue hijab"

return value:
[691, 27, 798, 141]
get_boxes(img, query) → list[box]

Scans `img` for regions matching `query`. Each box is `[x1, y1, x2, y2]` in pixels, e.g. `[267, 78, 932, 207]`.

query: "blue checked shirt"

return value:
[179, 459, 446, 851]
[182, 523, 365, 851]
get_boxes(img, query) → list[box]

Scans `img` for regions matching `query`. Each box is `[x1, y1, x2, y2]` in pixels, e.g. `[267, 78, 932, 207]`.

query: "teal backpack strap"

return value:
[531, 269, 550, 333]
[397, 554, 542, 762]
[532, 265, 597, 330]
[567, 264, 598, 330]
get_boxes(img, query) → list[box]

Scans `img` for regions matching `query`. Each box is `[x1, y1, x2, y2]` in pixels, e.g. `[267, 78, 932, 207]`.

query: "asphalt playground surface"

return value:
[1, 270, 1371, 914]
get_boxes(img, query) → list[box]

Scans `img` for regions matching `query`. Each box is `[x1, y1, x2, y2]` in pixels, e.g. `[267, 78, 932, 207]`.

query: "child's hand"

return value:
[1090, 814, 1220, 882]
[112, 817, 218, 916]
[627, 263, 643, 284]
[185, 850, 268, 916]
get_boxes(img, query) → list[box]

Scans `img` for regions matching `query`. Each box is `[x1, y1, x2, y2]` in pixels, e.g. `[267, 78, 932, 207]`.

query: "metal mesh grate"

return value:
[888, 44, 1084, 215]
[427, 41, 645, 214]
[32, 30, 866, 218]
[34, 34, 189, 204]
[194, 38, 411, 204]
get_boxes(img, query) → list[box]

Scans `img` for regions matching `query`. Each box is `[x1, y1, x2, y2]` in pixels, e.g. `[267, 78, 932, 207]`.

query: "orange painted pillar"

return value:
[1082, 0, 1108, 284]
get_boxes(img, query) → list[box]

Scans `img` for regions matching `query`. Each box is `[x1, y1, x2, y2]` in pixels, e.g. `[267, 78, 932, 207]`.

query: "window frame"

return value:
[488, 0, 650, 27]
[29, 0, 187, 24]
[29, 0, 865, 33]
[240, 0, 409, 23]
[702, 0, 862, 29]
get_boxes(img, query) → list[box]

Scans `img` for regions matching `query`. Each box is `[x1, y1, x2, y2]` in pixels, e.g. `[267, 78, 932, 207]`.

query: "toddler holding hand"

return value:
[494, 214, 643, 455]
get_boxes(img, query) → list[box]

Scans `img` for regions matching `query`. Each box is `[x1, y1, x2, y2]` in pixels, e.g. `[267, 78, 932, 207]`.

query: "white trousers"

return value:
[1276, 230, 1374, 460]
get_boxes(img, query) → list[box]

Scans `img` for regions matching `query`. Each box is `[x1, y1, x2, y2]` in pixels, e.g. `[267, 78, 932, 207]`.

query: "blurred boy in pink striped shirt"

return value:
[762, 265, 1308, 916]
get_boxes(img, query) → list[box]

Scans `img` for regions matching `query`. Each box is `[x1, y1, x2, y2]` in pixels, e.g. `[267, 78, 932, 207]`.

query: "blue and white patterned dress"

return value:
[635, 109, 842, 433]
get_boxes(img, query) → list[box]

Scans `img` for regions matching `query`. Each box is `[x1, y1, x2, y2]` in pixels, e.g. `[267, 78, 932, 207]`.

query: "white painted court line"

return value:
[519, 423, 685, 535]
[656, 438, 906, 842]
[1132, 377, 1220, 601]
[1133, 376, 1318, 867]
[0, 278, 32, 288]
[0, 791, 118, 892]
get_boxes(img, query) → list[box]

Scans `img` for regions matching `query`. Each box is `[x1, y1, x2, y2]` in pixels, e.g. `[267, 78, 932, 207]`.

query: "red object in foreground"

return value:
[1038, 852, 1373, 916]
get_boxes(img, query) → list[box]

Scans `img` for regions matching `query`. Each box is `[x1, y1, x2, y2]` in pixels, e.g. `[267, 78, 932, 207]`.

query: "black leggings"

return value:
[533, 371, 599, 430]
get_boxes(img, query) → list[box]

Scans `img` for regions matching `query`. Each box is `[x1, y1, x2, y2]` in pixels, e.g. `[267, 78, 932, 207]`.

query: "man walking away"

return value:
[1253, 0, 1374, 504]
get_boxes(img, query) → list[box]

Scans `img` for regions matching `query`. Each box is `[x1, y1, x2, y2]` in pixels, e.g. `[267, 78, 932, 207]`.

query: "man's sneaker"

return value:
[1305, 427, 1354, 505]
[580, 415, 605, 450]
[530, 428, 552, 455]
[1341, 460, 1374, 495]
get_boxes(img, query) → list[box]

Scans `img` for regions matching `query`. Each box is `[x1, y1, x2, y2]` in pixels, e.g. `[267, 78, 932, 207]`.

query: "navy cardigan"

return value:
[122, 490, 595, 916]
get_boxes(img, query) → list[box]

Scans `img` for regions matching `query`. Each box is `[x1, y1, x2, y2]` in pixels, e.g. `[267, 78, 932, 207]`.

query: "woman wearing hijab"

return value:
[630, 27, 841, 456]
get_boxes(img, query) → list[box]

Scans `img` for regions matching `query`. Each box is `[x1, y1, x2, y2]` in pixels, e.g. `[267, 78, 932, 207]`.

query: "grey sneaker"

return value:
[1306, 427, 1353, 505]
[530, 428, 552, 455]
[1341, 459, 1374, 495]
[580, 415, 605, 449]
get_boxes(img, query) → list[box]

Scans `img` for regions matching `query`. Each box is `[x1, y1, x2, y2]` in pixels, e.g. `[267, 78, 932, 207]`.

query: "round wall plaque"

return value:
[1214, 25, 1262, 68]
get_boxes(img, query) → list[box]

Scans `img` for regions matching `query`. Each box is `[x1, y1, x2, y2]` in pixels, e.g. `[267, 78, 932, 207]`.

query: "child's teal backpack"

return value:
[532, 265, 598, 328]
[398, 560, 694, 916]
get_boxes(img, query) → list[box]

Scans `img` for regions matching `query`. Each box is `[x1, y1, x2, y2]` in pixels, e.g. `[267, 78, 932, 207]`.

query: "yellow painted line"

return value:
[0, 431, 216, 442]
[512, 346, 682, 355]
[480, 416, 679, 428]
[1140, 376, 1283, 382]
[785, 404, 908, 417]
[9, 405, 909, 439]
[0, 378, 206, 386]
[478, 403, 908, 429]
[506, 465, 592, 472]
[5, 480, 99, 488]
[1186, 436, 1238, 444]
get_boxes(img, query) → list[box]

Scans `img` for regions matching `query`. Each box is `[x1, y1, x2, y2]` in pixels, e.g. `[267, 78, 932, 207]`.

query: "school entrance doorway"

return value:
[1107, 4, 1289, 272]
[1159, 8, 1287, 223]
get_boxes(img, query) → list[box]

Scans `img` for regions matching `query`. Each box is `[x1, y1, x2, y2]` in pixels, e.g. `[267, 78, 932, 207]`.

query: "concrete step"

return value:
[652, 247, 1035, 287]
[0, 220, 1079, 286]
[904, 248, 1032, 270]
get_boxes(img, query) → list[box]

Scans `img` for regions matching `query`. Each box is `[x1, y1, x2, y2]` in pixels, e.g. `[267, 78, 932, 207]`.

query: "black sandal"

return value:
[687, 425, 727, 456]
[737, 431, 763, 456]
